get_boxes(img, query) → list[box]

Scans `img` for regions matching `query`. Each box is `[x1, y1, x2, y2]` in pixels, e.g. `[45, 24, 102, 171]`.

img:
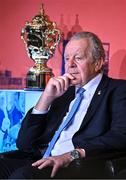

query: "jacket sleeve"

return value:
[16, 87, 75, 153]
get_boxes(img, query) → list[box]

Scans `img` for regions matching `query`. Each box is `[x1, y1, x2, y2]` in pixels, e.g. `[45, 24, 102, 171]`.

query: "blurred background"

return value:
[0, 0, 126, 90]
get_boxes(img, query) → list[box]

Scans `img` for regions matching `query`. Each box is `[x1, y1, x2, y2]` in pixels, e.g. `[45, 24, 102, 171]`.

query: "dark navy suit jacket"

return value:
[17, 75, 126, 156]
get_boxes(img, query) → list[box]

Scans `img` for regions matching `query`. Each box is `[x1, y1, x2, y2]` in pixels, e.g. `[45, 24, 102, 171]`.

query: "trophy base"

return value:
[25, 71, 53, 91]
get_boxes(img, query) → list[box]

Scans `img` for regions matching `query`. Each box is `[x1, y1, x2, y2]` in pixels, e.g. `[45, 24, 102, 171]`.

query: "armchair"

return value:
[55, 150, 126, 179]
[0, 150, 126, 179]
[105, 154, 126, 178]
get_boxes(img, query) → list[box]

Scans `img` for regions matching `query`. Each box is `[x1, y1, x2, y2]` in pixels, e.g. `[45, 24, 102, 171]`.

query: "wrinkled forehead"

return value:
[64, 38, 90, 56]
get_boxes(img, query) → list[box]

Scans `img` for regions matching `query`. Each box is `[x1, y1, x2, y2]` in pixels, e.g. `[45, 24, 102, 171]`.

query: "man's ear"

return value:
[94, 58, 104, 72]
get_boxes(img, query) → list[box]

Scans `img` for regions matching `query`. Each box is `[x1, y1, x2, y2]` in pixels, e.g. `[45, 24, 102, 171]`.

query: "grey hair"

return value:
[70, 31, 105, 62]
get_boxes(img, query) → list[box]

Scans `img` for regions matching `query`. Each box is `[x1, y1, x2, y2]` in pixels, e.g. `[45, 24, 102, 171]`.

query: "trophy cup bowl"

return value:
[21, 5, 61, 90]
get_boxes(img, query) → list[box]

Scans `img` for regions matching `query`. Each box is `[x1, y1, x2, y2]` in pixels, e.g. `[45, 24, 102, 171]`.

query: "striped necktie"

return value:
[43, 87, 85, 158]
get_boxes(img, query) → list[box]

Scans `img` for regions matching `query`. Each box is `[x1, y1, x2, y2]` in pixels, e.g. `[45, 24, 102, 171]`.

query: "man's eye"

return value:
[64, 57, 69, 62]
[75, 57, 82, 61]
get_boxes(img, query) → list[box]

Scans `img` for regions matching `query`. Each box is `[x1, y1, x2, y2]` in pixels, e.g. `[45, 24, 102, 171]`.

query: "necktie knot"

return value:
[77, 87, 85, 97]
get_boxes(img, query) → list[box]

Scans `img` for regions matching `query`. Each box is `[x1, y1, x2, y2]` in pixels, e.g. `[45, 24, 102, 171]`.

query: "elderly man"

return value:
[0, 31, 126, 179]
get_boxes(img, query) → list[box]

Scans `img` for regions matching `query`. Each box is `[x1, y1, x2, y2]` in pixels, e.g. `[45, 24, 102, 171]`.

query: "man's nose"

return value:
[67, 58, 76, 67]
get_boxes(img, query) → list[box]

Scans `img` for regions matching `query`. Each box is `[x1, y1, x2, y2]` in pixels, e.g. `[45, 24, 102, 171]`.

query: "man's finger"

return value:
[51, 164, 59, 178]
[53, 78, 62, 93]
[32, 158, 46, 166]
[56, 77, 66, 92]
[63, 73, 75, 80]
[38, 159, 53, 170]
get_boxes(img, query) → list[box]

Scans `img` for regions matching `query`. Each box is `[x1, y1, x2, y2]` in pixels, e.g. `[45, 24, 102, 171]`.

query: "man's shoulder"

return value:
[102, 75, 126, 86]
[109, 77, 126, 87]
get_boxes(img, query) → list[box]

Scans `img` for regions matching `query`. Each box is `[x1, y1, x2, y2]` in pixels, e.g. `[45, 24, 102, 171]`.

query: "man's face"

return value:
[64, 39, 103, 86]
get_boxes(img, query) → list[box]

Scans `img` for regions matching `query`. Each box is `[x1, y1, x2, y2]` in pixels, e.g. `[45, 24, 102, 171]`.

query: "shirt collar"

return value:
[83, 73, 103, 91]
[76, 73, 103, 93]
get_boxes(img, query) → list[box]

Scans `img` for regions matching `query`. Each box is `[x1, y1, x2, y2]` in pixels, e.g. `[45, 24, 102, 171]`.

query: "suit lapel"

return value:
[79, 75, 110, 130]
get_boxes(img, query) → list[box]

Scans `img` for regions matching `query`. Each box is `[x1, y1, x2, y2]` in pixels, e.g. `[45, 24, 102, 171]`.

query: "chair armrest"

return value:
[55, 151, 126, 179]
[105, 155, 126, 177]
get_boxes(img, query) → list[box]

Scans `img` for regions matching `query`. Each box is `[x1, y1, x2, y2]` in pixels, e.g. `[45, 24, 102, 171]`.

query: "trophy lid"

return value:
[26, 4, 54, 30]
[21, 4, 61, 60]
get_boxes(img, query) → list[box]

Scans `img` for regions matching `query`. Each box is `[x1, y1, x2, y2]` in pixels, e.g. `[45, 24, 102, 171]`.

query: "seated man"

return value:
[0, 31, 126, 179]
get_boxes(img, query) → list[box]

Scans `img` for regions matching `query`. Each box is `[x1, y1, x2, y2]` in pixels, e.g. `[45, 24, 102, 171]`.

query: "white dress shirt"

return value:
[32, 73, 103, 156]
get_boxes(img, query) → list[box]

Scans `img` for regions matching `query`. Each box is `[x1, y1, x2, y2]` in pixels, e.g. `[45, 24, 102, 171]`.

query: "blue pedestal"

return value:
[0, 90, 41, 153]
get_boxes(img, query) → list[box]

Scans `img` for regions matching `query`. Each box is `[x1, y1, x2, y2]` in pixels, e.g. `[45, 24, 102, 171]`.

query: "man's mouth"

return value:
[70, 72, 79, 77]
[68, 70, 79, 74]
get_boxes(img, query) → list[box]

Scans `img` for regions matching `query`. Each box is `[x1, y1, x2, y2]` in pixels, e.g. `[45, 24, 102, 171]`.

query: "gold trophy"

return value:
[21, 4, 61, 90]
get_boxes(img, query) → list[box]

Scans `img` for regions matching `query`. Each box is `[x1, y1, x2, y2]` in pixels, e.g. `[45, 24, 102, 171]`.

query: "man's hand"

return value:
[44, 73, 74, 97]
[32, 149, 85, 178]
[32, 152, 72, 178]
[34, 73, 75, 112]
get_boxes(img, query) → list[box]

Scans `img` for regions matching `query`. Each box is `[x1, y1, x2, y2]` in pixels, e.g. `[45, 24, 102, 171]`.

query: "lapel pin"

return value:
[98, 90, 101, 95]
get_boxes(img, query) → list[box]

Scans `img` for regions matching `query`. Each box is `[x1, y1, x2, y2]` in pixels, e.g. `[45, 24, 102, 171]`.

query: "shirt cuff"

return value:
[32, 107, 48, 114]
